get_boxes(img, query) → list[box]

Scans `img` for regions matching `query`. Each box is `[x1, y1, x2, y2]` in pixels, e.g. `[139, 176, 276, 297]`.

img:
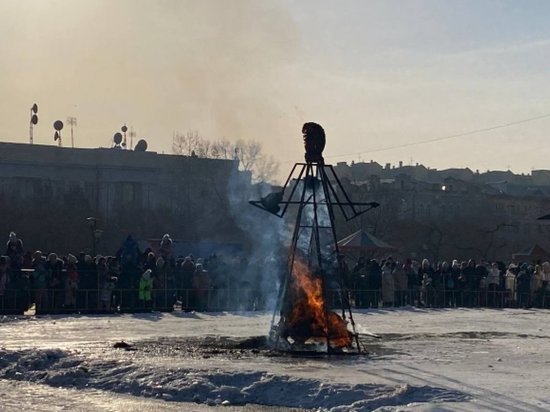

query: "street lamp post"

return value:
[86, 217, 103, 256]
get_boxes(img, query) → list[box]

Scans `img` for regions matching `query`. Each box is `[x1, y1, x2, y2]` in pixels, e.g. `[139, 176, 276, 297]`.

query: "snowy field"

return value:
[1, 308, 549, 411]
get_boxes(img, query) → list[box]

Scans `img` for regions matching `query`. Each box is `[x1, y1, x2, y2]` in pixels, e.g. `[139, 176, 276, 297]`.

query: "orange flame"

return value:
[282, 258, 351, 348]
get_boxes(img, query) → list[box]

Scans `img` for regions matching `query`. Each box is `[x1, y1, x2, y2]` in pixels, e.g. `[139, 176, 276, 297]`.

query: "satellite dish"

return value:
[53, 120, 64, 131]
[31, 103, 38, 114]
[134, 139, 148, 152]
[121, 124, 128, 133]
[113, 132, 123, 145]
[31, 114, 38, 125]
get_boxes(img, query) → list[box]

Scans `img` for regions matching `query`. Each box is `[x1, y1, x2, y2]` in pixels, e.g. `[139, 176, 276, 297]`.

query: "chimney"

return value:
[399, 161, 403, 168]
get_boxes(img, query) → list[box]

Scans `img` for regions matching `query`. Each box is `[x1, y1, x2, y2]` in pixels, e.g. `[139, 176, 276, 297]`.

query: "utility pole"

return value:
[67, 116, 77, 148]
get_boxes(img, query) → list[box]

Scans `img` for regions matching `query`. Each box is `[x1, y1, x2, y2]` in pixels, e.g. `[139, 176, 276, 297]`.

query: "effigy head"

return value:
[302, 122, 326, 164]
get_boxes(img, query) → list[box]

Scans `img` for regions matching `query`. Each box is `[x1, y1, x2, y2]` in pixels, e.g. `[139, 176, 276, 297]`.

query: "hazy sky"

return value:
[1, 0, 550, 174]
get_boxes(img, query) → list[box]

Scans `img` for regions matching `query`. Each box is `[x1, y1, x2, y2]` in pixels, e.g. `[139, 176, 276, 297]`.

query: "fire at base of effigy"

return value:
[270, 259, 354, 353]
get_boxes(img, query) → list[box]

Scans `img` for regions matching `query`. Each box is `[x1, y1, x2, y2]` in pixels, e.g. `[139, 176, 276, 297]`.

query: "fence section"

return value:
[1, 287, 548, 315]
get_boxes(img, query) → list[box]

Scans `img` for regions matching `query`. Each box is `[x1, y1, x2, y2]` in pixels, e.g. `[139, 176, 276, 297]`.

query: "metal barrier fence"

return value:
[1, 287, 549, 315]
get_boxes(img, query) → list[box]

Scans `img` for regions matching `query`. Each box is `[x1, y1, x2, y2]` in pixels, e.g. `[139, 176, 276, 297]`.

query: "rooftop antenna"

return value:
[113, 132, 123, 149]
[67, 116, 77, 148]
[53, 120, 64, 147]
[121, 124, 128, 149]
[129, 126, 136, 150]
[29, 103, 38, 144]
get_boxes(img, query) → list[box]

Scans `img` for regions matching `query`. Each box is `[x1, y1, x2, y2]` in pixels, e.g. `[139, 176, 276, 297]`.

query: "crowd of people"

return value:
[2, 231, 550, 315]
[0, 232, 265, 315]
[340, 256, 550, 309]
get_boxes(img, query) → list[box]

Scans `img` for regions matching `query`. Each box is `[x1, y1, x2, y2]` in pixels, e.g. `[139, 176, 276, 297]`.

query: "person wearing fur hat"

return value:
[138, 269, 153, 311]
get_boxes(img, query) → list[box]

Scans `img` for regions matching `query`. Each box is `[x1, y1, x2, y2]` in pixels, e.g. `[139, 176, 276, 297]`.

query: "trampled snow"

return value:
[1, 308, 549, 411]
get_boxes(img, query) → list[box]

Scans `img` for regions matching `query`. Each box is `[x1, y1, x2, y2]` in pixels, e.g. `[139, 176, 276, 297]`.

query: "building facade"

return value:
[0, 142, 251, 254]
[332, 161, 550, 262]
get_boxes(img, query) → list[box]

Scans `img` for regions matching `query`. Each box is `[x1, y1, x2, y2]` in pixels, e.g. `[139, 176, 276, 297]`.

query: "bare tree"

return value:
[172, 130, 203, 156]
[253, 154, 280, 183]
[210, 138, 238, 160]
[173, 132, 279, 183]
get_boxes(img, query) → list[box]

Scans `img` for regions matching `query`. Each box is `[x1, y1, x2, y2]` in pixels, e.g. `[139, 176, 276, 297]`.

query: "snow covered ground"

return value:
[1, 308, 549, 411]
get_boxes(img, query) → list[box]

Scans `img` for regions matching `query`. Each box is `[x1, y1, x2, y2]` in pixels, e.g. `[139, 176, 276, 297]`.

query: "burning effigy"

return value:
[280, 258, 352, 349]
[250, 122, 379, 353]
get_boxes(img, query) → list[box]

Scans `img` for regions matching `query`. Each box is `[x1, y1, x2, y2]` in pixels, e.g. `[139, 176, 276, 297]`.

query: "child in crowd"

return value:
[138, 269, 153, 310]
[100, 274, 117, 311]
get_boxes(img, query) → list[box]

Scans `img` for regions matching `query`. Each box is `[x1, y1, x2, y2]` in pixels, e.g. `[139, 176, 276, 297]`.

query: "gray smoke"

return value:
[226, 169, 289, 311]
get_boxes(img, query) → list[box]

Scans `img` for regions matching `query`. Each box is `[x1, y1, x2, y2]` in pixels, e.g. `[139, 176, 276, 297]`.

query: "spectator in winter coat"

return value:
[381, 260, 395, 307]
[178, 255, 196, 310]
[365, 259, 382, 308]
[474, 263, 488, 305]
[461, 260, 477, 307]
[393, 261, 408, 306]
[95, 256, 108, 306]
[504, 264, 517, 306]
[118, 253, 141, 312]
[106, 258, 121, 309]
[138, 269, 153, 310]
[403, 258, 418, 306]
[531, 265, 544, 307]
[143, 252, 157, 272]
[159, 234, 174, 265]
[31, 251, 49, 313]
[337, 254, 351, 290]
[516, 264, 531, 308]
[116, 235, 141, 266]
[419, 259, 434, 307]
[178, 256, 196, 309]
[5, 232, 23, 271]
[352, 257, 368, 308]
[487, 263, 501, 307]
[45, 253, 64, 311]
[154, 257, 174, 311]
[444, 260, 459, 307]
[64, 254, 79, 309]
[432, 262, 446, 307]
[192, 264, 210, 311]
[77, 255, 97, 312]
[99, 274, 117, 311]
